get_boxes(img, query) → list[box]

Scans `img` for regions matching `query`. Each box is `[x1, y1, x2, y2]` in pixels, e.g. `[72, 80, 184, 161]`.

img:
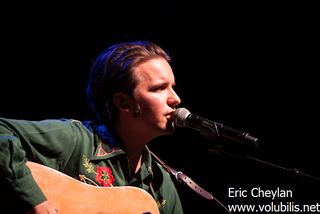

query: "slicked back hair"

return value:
[86, 41, 171, 126]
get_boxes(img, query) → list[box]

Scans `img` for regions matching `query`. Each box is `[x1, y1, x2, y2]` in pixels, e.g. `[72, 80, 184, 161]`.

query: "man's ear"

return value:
[113, 93, 131, 110]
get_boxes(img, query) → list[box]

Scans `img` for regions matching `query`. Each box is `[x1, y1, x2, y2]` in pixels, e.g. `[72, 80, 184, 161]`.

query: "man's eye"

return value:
[151, 87, 163, 92]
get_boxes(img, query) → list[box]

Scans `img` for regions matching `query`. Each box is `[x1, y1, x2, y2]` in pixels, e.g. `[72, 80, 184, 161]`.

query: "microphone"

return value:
[173, 108, 259, 147]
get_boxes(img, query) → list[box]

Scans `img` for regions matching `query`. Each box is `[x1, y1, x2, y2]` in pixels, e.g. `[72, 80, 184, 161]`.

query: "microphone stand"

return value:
[201, 120, 320, 184]
[207, 145, 320, 184]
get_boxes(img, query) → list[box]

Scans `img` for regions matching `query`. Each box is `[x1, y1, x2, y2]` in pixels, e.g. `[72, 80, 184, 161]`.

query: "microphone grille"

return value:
[174, 108, 191, 127]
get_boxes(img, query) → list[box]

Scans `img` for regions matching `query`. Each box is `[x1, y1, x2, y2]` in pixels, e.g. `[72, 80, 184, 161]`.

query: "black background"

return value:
[1, 1, 319, 213]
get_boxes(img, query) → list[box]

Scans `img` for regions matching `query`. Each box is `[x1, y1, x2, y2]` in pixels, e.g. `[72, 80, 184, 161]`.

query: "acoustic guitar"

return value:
[26, 161, 160, 214]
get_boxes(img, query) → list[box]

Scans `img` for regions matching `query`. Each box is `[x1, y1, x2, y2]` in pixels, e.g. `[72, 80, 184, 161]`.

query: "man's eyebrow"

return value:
[149, 82, 167, 89]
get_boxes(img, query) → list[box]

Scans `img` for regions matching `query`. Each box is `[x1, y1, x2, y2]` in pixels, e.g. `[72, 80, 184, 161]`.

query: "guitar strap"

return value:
[151, 151, 214, 200]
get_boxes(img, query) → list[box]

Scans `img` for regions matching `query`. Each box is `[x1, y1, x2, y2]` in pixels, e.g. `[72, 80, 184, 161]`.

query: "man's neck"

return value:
[115, 121, 147, 176]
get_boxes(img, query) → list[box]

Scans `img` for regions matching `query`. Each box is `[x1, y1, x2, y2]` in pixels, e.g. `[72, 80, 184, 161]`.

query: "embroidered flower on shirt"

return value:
[157, 198, 166, 208]
[96, 166, 115, 187]
[81, 155, 115, 187]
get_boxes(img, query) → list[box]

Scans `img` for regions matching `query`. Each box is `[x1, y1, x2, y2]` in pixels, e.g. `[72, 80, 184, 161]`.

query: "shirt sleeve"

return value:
[0, 117, 87, 209]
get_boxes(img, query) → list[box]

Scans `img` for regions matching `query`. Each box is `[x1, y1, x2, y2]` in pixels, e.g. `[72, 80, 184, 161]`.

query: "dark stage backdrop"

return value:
[1, 1, 318, 213]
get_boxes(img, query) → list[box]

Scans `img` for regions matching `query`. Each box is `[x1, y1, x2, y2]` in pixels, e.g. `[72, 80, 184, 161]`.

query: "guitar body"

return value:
[26, 161, 159, 214]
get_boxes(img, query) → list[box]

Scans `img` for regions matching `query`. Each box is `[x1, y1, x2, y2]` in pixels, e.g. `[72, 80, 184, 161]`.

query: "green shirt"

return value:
[0, 117, 183, 214]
